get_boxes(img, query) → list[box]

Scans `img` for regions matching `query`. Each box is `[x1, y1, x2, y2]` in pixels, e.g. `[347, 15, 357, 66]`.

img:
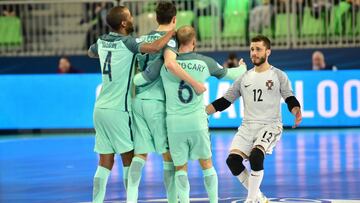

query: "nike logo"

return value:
[245, 84, 251, 88]
[250, 174, 259, 177]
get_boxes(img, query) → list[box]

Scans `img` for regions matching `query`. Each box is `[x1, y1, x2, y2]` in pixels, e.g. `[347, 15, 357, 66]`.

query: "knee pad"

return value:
[226, 154, 245, 176]
[249, 148, 264, 171]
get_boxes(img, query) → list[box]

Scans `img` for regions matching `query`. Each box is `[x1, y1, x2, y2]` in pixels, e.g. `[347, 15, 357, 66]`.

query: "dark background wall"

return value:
[0, 47, 358, 74]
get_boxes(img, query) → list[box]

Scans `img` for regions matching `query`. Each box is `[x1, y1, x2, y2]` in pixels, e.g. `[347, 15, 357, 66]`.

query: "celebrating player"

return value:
[135, 25, 246, 203]
[206, 35, 302, 203]
[88, 6, 175, 203]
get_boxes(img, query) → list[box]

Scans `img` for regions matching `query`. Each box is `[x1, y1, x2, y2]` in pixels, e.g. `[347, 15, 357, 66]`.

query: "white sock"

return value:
[247, 170, 264, 200]
[237, 169, 249, 190]
[237, 169, 262, 195]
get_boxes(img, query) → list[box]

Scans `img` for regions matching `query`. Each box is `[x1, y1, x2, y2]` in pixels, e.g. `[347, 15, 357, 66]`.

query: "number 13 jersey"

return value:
[224, 66, 294, 125]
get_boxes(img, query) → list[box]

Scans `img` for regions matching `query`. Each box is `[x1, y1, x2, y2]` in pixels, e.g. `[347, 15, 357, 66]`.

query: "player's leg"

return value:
[92, 108, 114, 203]
[97, 109, 135, 196]
[126, 154, 147, 202]
[227, 125, 253, 191]
[93, 153, 114, 203]
[175, 164, 190, 203]
[247, 146, 265, 202]
[146, 100, 177, 203]
[127, 154, 147, 203]
[199, 159, 218, 203]
[167, 129, 190, 203]
[226, 150, 249, 190]
[247, 124, 282, 202]
[162, 151, 177, 203]
[189, 129, 217, 203]
[127, 99, 153, 202]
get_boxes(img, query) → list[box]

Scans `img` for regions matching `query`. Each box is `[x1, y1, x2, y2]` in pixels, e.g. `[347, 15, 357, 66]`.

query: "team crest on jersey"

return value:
[266, 80, 274, 90]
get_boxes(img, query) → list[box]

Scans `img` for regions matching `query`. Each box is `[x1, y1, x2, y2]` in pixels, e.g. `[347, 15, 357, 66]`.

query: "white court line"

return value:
[78, 197, 360, 203]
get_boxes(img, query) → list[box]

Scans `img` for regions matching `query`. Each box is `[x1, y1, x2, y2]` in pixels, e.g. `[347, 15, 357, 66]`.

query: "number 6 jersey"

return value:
[161, 52, 227, 133]
[224, 66, 294, 125]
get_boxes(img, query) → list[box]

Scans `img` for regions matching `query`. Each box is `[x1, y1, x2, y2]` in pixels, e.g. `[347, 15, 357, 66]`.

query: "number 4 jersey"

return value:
[89, 32, 143, 112]
[224, 66, 294, 125]
[161, 52, 227, 133]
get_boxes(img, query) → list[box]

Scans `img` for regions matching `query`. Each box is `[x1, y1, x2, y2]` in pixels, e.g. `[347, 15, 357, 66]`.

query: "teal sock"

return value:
[175, 170, 190, 203]
[93, 166, 111, 203]
[203, 167, 218, 203]
[123, 166, 129, 191]
[126, 157, 146, 203]
[163, 161, 177, 203]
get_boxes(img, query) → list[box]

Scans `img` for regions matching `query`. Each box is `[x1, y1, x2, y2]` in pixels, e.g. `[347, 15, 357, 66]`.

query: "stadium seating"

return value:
[222, 0, 248, 42]
[329, 1, 351, 36]
[301, 7, 326, 38]
[0, 16, 23, 45]
[198, 15, 216, 41]
[176, 11, 194, 29]
[137, 12, 158, 36]
[275, 13, 297, 42]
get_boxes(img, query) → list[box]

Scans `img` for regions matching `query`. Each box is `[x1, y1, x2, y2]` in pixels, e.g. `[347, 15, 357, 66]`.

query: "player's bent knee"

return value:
[226, 154, 245, 176]
[249, 148, 264, 171]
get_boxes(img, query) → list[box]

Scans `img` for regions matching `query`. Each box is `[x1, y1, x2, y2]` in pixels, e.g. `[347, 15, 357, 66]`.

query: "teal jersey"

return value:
[90, 32, 143, 111]
[161, 52, 227, 131]
[135, 30, 177, 100]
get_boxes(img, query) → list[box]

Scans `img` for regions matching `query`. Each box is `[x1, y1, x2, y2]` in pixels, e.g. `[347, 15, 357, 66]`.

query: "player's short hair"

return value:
[177, 25, 196, 45]
[106, 6, 128, 31]
[156, 1, 177, 24]
[251, 35, 271, 50]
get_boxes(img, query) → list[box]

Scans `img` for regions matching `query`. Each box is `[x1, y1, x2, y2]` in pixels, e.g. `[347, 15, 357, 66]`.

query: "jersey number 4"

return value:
[178, 80, 193, 103]
[253, 89, 263, 102]
[103, 51, 112, 81]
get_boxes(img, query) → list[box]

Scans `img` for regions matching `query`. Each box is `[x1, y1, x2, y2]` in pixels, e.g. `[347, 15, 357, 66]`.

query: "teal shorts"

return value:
[167, 129, 212, 166]
[93, 108, 134, 154]
[132, 98, 168, 155]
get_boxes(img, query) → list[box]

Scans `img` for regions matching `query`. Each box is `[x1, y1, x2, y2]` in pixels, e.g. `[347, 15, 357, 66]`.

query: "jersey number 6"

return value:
[178, 80, 193, 103]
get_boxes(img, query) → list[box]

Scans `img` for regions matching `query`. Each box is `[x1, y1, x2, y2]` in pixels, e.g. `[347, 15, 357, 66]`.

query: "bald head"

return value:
[312, 51, 325, 69]
[177, 26, 196, 46]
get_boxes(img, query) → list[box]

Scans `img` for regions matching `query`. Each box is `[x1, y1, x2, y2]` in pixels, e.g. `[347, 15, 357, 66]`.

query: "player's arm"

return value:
[88, 43, 98, 58]
[139, 30, 176, 54]
[285, 96, 302, 128]
[206, 97, 232, 115]
[277, 70, 302, 128]
[206, 75, 243, 115]
[164, 49, 206, 94]
[207, 57, 247, 81]
[223, 58, 247, 80]
[133, 58, 163, 86]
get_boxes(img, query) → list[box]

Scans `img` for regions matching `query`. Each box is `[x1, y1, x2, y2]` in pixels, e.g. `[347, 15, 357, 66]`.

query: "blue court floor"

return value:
[1, 128, 360, 203]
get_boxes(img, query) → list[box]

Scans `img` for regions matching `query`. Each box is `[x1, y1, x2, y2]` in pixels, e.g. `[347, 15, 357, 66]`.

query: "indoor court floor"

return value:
[1, 128, 360, 203]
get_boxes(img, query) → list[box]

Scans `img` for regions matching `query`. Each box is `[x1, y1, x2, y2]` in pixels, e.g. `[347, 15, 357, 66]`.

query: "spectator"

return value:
[57, 56, 80, 74]
[249, 0, 272, 35]
[223, 52, 239, 68]
[312, 51, 337, 71]
[81, 2, 109, 48]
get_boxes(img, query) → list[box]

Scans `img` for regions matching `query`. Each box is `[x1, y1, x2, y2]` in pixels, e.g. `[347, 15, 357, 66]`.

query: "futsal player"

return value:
[87, 6, 175, 203]
[206, 35, 302, 203]
[134, 25, 247, 203]
[126, 2, 180, 203]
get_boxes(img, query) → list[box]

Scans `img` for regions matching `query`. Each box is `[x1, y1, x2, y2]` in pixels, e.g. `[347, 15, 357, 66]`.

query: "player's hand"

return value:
[238, 58, 246, 67]
[291, 106, 302, 128]
[193, 82, 206, 95]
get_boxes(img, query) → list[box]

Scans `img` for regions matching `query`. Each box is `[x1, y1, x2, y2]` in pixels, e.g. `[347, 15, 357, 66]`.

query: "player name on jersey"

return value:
[178, 61, 206, 72]
[101, 41, 117, 49]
